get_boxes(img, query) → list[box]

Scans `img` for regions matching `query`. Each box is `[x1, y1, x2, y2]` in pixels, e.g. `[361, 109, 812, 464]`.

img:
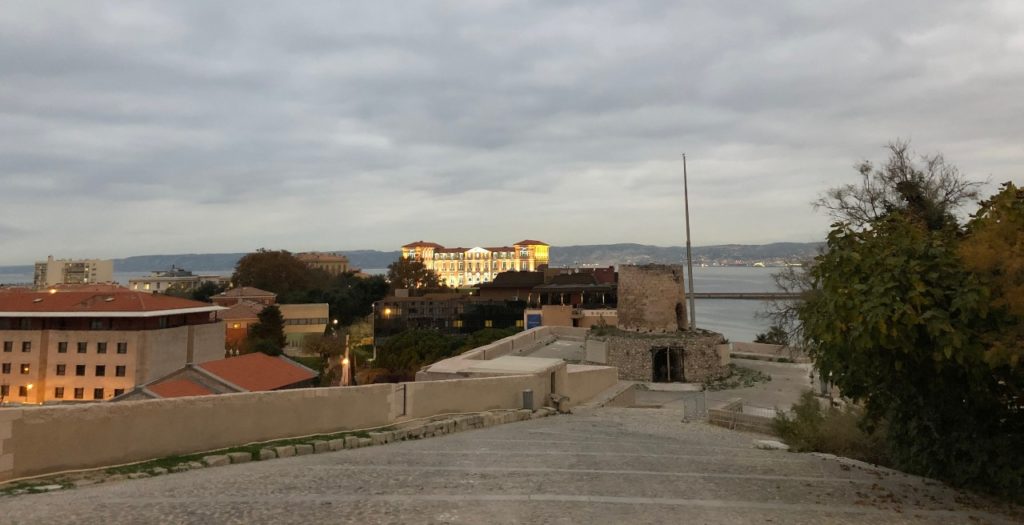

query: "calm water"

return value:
[0, 266, 780, 342]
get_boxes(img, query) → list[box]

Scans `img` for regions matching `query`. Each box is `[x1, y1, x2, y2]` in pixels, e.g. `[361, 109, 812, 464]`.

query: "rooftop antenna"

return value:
[683, 153, 697, 329]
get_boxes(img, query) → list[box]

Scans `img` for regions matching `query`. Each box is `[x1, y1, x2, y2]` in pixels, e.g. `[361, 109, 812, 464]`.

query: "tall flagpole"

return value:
[683, 154, 697, 330]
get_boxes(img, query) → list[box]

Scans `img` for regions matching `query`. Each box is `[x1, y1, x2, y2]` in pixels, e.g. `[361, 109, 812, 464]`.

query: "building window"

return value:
[114, 388, 124, 397]
[115, 365, 126, 377]
[20, 363, 30, 374]
[97, 342, 107, 354]
[54, 387, 64, 399]
[21, 341, 30, 352]
[95, 365, 106, 377]
[453, 320, 464, 328]
[75, 365, 86, 376]
[1, 363, 9, 374]
[18, 319, 30, 330]
[18, 386, 27, 397]
[90, 319, 106, 330]
[158, 317, 168, 329]
[77, 342, 87, 354]
[117, 342, 127, 354]
[516, 319, 525, 328]
[0, 385, 7, 397]
[93, 388, 104, 400]
[485, 320, 493, 328]
[74, 388, 84, 400]
[56, 364, 66, 376]
[58, 342, 68, 353]
[2, 341, 10, 352]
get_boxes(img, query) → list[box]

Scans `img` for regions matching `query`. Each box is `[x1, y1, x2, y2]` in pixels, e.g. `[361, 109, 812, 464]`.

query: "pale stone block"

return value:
[228, 452, 252, 464]
[127, 472, 151, 479]
[186, 461, 204, 470]
[294, 444, 314, 455]
[36, 484, 63, 491]
[203, 455, 230, 467]
[369, 433, 386, 446]
[259, 448, 277, 461]
[328, 439, 346, 451]
[345, 436, 359, 448]
[170, 464, 191, 473]
[274, 445, 296, 458]
[150, 467, 168, 475]
[357, 437, 372, 448]
[312, 440, 330, 453]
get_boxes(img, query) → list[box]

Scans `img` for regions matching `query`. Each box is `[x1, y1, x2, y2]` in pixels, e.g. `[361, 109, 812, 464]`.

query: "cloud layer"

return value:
[1, 1, 1021, 264]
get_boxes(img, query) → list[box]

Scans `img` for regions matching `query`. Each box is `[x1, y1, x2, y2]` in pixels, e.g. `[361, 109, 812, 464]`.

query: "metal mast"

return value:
[683, 154, 697, 329]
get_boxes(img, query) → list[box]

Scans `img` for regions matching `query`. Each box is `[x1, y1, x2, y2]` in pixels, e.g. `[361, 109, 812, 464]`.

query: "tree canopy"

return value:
[232, 249, 317, 297]
[245, 304, 286, 356]
[386, 258, 442, 292]
[797, 152, 1022, 499]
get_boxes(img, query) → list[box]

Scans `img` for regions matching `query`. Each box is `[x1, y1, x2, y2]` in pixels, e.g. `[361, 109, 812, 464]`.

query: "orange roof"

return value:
[402, 241, 444, 249]
[514, 240, 549, 246]
[198, 352, 316, 391]
[217, 286, 276, 298]
[0, 290, 223, 316]
[218, 301, 265, 321]
[147, 378, 214, 398]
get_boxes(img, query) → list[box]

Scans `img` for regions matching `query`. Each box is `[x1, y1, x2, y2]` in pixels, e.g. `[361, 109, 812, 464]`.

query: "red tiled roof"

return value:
[514, 240, 549, 246]
[198, 353, 316, 391]
[217, 301, 264, 321]
[147, 378, 214, 398]
[435, 247, 469, 253]
[484, 246, 515, 252]
[216, 286, 276, 298]
[0, 290, 222, 315]
[402, 241, 444, 249]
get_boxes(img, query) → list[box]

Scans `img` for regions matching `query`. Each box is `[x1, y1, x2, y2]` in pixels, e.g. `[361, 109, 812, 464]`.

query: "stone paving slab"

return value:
[0, 407, 1016, 524]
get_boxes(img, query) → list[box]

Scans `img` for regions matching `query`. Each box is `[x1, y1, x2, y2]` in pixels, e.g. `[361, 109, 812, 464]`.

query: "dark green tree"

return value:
[375, 329, 460, 380]
[797, 146, 1022, 499]
[246, 305, 287, 356]
[189, 281, 228, 302]
[753, 324, 789, 346]
[232, 249, 317, 297]
[386, 258, 442, 292]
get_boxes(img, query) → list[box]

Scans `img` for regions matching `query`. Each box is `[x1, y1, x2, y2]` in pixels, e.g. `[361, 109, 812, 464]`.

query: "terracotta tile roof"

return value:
[217, 301, 265, 321]
[435, 247, 468, 254]
[514, 239, 549, 246]
[147, 378, 214, 398]
[0, 290, 222, 315]
[198, 352, 317, 391]
[402, 241, 444, 249]
[216, 286, 276, 298]
[484, 246, 515, 252]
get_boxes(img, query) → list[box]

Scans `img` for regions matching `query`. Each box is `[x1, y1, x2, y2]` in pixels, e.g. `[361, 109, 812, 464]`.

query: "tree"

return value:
[386, 258, 441, 292]
[753, 324, 788, 346]
[301, 333, 346, 383]
[190, 281, 228, 302]
[813, 140, 980, 230]
[375, 329, 460, 379]
[797, 152, 1022, 499]
[245, 305, 286, 356]
[232, 249, 316, 297]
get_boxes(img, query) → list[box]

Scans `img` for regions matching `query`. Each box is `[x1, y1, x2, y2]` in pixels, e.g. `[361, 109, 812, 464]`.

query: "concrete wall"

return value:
[137, 323, 224, 384]
[617, 264, 688, 332]
[565, 365, 618, 407]
[403, 374, 549, 419]
[0, 384, 393, 482]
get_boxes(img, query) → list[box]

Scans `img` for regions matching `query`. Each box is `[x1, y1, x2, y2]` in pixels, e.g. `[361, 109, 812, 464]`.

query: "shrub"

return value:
[774, 391, 890, 466]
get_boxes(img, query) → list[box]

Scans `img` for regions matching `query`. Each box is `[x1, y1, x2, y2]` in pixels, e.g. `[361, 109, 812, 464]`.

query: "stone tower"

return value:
[616, 264, 688, 332]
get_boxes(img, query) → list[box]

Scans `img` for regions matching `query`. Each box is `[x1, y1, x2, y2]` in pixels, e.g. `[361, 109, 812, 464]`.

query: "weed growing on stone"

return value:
[703, 364, 771, 391]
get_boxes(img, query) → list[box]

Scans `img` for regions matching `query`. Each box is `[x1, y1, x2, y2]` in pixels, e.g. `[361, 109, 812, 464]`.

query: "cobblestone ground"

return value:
[0, 407, 1017, 524]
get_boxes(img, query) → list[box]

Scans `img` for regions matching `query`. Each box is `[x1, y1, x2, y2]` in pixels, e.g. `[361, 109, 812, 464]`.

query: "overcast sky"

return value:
[1, 1, 1021, 265]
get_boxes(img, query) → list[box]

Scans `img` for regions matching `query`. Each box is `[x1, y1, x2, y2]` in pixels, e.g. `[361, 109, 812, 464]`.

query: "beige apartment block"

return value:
[0, 290, 225, 405]
[33, 256, 114, 288]
[402, 240, 550, 287]
[295, 252, 352, 276]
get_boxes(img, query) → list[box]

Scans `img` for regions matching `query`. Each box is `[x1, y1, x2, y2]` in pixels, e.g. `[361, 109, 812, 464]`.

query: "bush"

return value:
[774, 391, 890, 466]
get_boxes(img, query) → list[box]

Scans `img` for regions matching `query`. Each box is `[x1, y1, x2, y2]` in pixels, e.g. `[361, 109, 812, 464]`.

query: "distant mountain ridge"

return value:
[0, 242, 822, 275]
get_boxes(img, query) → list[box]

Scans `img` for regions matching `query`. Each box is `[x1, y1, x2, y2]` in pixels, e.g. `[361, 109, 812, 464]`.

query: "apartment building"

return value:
[33, 256, 114, 288]
[128, 266, 230, 293]
[0, 290, 225, 404]
[295, 252, 352, 276]
[401, 240, 550, 287]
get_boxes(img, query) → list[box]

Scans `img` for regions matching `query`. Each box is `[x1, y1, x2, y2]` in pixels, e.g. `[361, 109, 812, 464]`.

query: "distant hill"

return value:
[1, 243, 821, 275]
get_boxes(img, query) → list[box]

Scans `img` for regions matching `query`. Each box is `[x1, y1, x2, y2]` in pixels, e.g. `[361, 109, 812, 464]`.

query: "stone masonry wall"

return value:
[601, 330, 727, 383]
[617, 264, 688, 332]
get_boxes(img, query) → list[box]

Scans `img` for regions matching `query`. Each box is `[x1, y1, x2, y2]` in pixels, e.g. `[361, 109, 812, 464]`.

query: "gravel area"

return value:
[0, 406, 1015, 524]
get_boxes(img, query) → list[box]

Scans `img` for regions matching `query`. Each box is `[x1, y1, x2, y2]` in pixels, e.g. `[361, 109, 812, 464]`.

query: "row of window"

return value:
[1, 363, 126, 377]
[2, 341, 128, 354]
[0, 385, 124, 400]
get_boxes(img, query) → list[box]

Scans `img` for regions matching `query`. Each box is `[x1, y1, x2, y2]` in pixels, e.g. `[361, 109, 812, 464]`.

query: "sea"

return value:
[0, 266, 780, 343]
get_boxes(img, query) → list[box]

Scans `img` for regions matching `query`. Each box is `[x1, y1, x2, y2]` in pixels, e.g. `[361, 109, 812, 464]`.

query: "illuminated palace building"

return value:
[402, 240, 550, 287]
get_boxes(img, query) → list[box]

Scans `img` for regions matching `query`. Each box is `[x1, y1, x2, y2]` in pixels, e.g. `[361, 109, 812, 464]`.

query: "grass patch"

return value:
[773, 390, 890, 466]
[704, 364, 771, 391]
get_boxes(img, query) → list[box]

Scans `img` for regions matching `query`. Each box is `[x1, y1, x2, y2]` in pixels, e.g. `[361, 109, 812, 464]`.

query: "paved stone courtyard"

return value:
[0, 406, 1016, 524]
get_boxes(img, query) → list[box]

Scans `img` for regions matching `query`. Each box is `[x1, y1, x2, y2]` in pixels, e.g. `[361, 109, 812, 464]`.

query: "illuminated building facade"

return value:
[401, 240, 550, 287]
